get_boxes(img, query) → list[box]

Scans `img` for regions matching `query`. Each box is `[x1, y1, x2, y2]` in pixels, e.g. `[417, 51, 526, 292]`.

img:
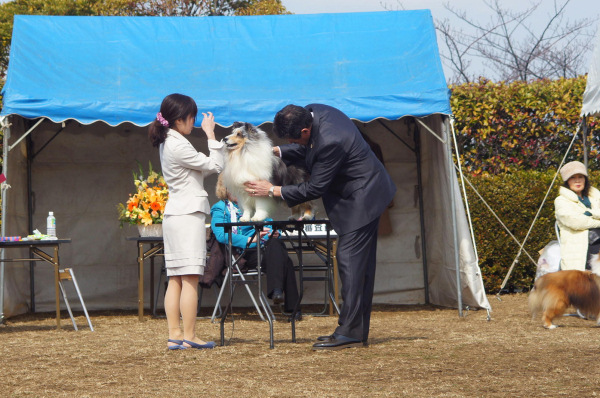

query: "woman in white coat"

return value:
[149, 94, 224, 350]
[555, 161, 600, 271]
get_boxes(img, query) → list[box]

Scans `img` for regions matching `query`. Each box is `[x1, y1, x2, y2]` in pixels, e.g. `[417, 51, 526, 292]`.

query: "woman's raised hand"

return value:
[201, 112, 216, 140]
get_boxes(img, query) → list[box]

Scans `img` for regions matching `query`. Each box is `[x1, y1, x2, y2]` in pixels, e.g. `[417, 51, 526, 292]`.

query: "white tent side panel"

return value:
[418, 117, 489, 309]
[582, 28, 600, 117]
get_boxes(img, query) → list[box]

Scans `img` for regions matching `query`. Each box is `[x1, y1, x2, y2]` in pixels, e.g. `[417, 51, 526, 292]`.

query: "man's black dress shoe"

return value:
[317, 334, 335, 341]
[271, 288, 284, 304]
[317, 333, 368, 346]
[312, 335, 363, 350]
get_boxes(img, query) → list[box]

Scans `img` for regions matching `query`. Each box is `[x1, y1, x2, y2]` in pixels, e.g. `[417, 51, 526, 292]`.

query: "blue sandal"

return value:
[167, 339, 184, 350]
[182, 339, 217, 349]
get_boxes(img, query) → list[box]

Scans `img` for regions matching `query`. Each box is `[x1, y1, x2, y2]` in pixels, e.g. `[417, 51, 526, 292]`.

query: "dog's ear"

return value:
[232, 121, 244, 129]
[246, 123, 259, 139]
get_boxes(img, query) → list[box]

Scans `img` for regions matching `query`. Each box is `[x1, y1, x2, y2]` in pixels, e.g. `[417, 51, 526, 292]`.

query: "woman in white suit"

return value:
[149, 94, 224, 350]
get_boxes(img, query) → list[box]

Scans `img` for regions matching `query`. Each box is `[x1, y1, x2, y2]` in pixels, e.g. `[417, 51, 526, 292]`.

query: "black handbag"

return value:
[589, 228, 600, 245]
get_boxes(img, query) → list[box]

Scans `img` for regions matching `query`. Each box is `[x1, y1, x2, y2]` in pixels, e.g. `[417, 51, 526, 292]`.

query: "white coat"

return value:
[554, 186, 600, 270]
[160, 129, 224, 215]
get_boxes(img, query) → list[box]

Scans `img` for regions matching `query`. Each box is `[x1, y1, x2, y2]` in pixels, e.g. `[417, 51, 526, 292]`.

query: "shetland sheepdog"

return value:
[221, 122, 313, 221]
[528, 255, 600, 328]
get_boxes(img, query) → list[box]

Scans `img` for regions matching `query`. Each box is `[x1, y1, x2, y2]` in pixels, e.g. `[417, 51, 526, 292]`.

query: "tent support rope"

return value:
[454, 166, 538, 266]
[497, 122, 581, 297]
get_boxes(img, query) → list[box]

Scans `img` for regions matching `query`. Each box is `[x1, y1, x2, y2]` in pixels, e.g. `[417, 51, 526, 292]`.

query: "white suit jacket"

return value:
[160, 129, 224, 216]
[555, 186, 600, 270]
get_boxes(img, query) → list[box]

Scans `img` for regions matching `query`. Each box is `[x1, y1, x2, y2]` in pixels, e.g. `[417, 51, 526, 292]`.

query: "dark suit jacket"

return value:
[280, 104, 396, 235]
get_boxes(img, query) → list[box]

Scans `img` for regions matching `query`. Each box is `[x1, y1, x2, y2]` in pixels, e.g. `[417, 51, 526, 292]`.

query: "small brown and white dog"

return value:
[221, 122, 313, 221]
[528, 254, 600, 328]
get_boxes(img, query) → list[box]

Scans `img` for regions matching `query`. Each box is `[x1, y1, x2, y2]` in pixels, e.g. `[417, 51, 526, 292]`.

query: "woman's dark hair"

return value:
[273, 104, 313, 139]
[563, 175, 591, 197]
[148, 93, 198, 147]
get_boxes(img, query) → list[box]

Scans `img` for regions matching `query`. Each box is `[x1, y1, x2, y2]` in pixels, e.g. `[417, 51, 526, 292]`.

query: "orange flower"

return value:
[127, 197, 139, 211]
[150, 202, 161, 211]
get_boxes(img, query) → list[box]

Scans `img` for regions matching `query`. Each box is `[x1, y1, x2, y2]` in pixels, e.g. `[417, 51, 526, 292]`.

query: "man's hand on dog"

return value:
[244, 180, 273, 197]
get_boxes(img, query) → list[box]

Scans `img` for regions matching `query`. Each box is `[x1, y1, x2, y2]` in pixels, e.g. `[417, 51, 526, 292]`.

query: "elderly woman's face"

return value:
[568, 174, 586, 196]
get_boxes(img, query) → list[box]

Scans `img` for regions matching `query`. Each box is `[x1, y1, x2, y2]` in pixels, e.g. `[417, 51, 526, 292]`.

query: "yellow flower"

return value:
[117, 162, 168, 227]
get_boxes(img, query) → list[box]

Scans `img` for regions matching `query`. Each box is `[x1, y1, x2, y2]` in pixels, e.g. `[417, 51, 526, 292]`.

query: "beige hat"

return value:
[560, 161, 588, 181]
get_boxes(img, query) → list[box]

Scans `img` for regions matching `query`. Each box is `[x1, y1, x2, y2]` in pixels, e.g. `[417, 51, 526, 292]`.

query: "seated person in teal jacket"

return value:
[211, 178, 301, 321]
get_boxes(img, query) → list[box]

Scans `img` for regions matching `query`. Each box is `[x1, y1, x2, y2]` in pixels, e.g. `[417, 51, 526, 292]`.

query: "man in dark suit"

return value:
[245, 104, 396, 350]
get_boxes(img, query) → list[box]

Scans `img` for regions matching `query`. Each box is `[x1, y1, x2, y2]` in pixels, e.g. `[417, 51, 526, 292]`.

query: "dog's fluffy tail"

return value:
[527, 285, 544, 319]
[527, 275, 561, 320]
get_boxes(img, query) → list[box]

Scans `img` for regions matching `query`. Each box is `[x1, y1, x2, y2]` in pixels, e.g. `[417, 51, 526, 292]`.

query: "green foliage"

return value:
[451, 76, 597, 175]
[235, 0, 289, 15]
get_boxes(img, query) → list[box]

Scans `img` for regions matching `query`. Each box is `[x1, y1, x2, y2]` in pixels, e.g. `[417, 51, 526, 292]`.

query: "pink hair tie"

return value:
[156, 112, 169, 127]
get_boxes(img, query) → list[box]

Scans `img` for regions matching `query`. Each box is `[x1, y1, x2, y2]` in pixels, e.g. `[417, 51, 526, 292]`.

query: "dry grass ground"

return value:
[1, 294, 599, 397]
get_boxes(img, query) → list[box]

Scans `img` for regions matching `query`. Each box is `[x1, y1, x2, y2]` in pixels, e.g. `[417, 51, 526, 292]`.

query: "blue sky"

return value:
[281, 0, 599, 80]
[281, 0, 597, 21]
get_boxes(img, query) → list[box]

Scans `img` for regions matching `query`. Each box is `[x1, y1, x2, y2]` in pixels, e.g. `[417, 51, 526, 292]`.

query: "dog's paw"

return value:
[251, 210, 269, 221]
[239, 216, 250, 222]
[543, 324, 557, 329]
[300, 212, 315, 221]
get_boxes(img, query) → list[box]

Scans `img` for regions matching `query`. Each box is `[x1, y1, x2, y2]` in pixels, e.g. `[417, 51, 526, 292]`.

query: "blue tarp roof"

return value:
[1, 11, 450, 127]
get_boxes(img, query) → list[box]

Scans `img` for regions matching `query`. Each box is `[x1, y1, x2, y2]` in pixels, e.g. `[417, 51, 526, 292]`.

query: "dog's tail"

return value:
[527, 284, 544, 320]
[527, 276, 558, 319]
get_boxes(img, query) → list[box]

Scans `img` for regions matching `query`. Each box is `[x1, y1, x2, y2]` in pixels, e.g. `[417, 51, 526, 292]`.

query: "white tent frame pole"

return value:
[417, 117, 463, 315]
[1, 117, 45, 322]
[498, 122, 581, 295]
[446, 117, 463, 316]
[0, 116, 12, 324]
[449, 117, 479, 264]
[415, 118, 444, 145]
[8, 117, 43, 152]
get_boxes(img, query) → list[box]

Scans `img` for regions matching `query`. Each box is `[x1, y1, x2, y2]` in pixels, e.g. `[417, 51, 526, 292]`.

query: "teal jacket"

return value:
[210, 200, 274, 250]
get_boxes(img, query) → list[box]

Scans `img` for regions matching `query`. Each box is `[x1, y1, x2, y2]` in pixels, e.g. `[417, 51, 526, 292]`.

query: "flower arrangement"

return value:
[117, 162, 168, 226]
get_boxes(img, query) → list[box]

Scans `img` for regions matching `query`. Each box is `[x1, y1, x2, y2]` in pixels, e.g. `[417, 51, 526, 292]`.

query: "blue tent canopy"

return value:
[1, 11, 450, 127]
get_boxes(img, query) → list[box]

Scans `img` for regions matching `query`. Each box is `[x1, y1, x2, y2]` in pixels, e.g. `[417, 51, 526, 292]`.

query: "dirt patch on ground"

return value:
[1, 294, 598, 397]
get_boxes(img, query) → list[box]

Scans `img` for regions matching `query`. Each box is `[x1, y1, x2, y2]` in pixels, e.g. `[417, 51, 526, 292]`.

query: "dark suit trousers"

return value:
[334, 217, 380, 341]
[244, 239, 299, 312]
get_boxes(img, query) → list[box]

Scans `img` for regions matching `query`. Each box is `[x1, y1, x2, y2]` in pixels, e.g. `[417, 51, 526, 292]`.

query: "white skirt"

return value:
[163, 212, 206, 276]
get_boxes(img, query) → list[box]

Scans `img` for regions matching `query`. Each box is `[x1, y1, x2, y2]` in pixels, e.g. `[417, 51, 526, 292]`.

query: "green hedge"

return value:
[464, 170, 600, 293]
[451, 76, 597, 175]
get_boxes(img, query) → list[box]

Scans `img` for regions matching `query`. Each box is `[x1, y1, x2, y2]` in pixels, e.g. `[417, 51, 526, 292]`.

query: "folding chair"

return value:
[210, 247, 274, 323]
[57, 267, 94, 331]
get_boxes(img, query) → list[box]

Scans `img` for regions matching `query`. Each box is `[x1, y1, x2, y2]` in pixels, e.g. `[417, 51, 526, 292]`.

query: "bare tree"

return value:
[387, 0, 596, 83]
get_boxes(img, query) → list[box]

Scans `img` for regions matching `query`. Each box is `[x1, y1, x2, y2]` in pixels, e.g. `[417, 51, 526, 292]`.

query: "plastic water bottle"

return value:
[47, 211, 56, 237]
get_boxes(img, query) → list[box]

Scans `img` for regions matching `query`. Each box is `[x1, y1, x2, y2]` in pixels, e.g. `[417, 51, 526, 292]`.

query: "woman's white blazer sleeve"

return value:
[173, 138, 224, 174]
